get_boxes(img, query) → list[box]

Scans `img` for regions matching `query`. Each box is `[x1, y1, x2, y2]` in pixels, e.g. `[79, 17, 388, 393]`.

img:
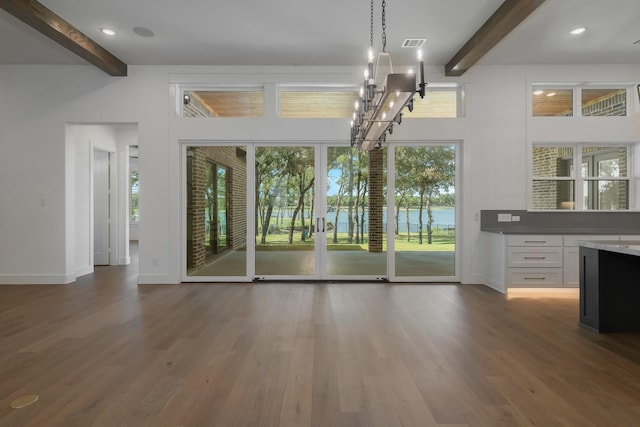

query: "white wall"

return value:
[0, 63, 638, 285]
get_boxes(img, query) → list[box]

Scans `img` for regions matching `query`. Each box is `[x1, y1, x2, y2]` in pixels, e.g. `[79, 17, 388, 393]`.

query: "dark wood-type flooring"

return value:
[2, 251, 640, 426]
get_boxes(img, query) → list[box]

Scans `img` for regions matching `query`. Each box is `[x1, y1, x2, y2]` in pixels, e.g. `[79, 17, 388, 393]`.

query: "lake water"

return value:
[275, 207, 456, 233]
[327, 207, 455, 233]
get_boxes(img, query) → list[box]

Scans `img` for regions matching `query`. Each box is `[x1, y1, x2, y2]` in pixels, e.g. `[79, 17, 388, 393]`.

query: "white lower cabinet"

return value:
[483, 233, 632, 291]
[506, 235, 563, 288]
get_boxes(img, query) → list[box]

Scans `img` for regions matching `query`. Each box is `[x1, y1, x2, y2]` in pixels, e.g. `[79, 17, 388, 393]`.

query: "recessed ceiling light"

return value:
[100, 28, 116, 36]
[570, 27, 587, 35]
[533, 90, 544, 95]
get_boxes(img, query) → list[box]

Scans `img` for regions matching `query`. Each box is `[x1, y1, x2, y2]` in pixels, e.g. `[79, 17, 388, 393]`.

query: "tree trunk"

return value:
[418, 192, 424, 244]
[427, 193, 434, 244]
[347, 147, 355, 244]
[405, 205, 411, 242]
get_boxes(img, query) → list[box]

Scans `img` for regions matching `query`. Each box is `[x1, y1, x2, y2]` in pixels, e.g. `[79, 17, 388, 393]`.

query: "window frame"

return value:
[180, 85, 266, 118]
[530, 84, 634, 118]
[529, 143, 634, 211]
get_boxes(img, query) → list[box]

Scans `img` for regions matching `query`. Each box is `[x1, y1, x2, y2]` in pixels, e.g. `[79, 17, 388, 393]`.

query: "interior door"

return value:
[94, 150, 111, 265]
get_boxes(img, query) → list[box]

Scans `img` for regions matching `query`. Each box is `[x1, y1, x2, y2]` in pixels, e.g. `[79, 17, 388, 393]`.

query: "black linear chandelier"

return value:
[350, 0, 426, 150]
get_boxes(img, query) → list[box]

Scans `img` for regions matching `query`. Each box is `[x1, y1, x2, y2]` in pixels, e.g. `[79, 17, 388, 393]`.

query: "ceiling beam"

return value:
[0, 0, 127, 76]
[445, 0, 546, 77]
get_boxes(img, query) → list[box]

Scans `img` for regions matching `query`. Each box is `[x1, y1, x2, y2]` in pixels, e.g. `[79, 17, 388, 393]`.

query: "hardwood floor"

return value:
[1, 257, 640, 426]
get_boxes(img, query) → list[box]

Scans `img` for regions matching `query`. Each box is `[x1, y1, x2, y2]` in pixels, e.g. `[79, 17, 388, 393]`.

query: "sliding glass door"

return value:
[185, 144, 248, 279]
[389, 144, 457, 280]
[183, 142, 457, 282]
[254, 145, 317, 278]
[324, 145, 387, 278]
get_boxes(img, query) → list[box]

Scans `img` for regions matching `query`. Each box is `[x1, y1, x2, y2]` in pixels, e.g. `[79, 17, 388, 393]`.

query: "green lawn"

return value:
[256, 231, 455, 252]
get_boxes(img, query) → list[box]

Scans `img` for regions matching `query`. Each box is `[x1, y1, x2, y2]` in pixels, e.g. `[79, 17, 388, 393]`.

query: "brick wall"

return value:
[368, 148, 384, 252]
[183, 92, 214, 118]
[187, 147, 207, 270]
[582, 90, 627, 116]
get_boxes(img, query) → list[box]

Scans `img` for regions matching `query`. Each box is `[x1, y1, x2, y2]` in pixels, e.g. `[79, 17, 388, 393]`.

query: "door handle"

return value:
[316, 218, 320, 233]
[322, 218, 326, 233]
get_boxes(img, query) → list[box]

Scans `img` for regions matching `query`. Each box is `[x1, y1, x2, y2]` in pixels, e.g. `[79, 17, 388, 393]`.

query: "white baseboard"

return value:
[0, 273, 76, 285]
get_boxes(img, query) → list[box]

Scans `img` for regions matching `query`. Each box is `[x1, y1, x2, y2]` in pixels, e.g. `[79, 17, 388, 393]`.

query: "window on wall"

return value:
[531, 144, 631, 210]
[405, 87, 460, 118]
[532, 88, 574, 116]
[279, 85, 359, 118]
[182, 86, 264, 118]
[532, 85, 629, 117]
[278, 83, 464, 119]
[582, 89, 627, 116]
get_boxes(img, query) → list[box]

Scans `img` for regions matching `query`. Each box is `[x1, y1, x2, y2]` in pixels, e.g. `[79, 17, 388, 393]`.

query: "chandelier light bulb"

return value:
[364, 69, 369, 79]
[417, 49, 423, 61]
[355, 101, 359, 110]
[368, 48, 374, 63]
[359, 86, 364, 97]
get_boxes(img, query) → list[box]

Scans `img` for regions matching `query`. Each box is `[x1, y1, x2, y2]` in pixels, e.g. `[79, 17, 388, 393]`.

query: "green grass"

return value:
[256, 231, 455, 252]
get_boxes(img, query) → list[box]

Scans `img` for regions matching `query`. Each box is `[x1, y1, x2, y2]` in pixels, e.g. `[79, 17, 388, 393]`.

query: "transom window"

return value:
[183, 86, 264, 118]
[532, 85, 629, 117]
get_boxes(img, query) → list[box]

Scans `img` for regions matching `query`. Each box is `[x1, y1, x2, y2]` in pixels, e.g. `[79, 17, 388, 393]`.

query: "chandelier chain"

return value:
[381, 0, 387, 52]
[370, 0, 374, 49]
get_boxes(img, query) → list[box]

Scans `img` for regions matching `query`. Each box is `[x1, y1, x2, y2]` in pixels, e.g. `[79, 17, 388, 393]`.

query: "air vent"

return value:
[402, 39, 426, 48]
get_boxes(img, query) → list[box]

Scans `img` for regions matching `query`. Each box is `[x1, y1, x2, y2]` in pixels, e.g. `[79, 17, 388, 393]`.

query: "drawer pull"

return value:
[524, 240, 546, 244]
[524, 277, 546, 280]
[524, 256, 546, 260]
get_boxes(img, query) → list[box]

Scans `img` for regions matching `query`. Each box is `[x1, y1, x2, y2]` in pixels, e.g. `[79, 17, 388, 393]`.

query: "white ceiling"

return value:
[0, 0, 639, 71]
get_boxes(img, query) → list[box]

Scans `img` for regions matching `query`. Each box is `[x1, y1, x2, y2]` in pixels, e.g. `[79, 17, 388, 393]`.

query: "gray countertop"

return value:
[481, 228, 640, 235]
[577, 240, 640, 257]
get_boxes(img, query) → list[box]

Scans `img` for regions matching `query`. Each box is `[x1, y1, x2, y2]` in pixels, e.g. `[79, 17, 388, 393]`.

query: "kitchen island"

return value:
[579, 240, 640, 333]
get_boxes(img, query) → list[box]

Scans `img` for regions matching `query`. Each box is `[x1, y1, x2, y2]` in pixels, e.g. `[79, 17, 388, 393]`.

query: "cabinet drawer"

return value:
[507, 247, 563, 268]
[507, 235, 562, 247]
[507, 268, 563, 287]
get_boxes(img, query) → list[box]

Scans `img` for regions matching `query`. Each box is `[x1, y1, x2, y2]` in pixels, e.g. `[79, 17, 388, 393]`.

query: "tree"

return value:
[285, 148, 315, 244]
[394, 146, 455, 244]
[395, 147, 414, 240]
[255, 148, 289, 244]
[413, 147, 455, 244]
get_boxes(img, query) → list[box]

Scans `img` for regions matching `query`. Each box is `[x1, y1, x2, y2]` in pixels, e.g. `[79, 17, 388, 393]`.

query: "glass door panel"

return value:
[393, 145, 457, 279]
[186, 145, 248, 278]
[255, 146, 316, 277]
[325, 146, 386, 278]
